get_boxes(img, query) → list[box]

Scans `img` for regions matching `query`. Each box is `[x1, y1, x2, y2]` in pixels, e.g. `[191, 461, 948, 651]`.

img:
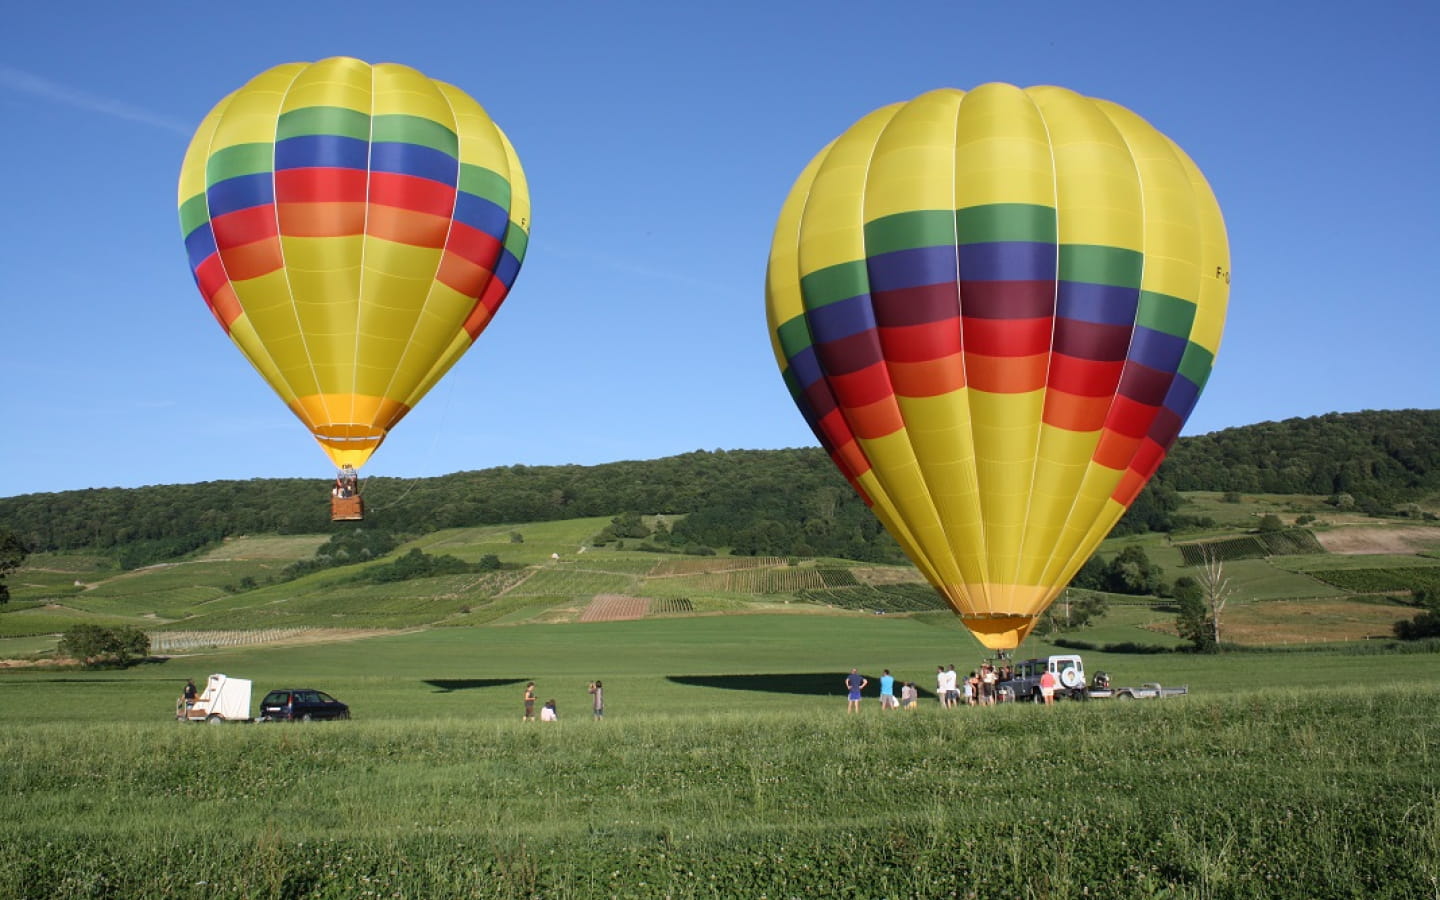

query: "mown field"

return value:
[3, 501, 1439, 896]
[2, 620, 1440, 898]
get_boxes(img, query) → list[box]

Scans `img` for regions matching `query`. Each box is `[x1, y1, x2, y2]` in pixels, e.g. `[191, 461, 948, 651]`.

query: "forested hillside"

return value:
[2, 409, 1436, 564]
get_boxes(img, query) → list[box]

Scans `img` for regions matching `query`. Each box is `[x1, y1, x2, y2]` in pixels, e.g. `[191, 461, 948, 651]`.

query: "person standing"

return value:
[523, 682, 536, 721]
[845, 668, 868, 713]
[879, 669, 897, 711]
[588, 680, 604, 719]
[1039, 669, 1057, 706]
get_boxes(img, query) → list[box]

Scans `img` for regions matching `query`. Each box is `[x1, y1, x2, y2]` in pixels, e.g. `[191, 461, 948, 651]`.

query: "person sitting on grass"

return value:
[540, 699, 558, 722]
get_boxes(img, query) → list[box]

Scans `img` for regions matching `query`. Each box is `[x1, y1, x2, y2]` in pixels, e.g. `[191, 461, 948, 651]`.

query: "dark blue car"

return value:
[258, 688, 350, 722]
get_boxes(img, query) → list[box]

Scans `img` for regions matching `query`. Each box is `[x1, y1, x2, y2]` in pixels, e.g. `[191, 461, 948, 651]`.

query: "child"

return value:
[540, 699, 558, 722]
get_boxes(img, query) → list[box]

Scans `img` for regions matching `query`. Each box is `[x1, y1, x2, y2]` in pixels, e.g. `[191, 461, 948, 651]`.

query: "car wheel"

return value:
[206, 715, 223, 725]
[301, 713, 313, 722]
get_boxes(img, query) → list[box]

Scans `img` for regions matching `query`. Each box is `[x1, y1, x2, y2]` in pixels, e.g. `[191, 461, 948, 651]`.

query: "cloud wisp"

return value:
[0, 64, 192, 135]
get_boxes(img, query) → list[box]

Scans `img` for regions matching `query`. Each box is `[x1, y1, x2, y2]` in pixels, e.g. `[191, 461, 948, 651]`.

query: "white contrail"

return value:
[0, 64, 191, 135]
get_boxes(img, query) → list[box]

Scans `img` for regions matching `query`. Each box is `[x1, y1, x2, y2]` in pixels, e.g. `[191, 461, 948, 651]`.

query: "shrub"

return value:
[57, 625, 150, 668]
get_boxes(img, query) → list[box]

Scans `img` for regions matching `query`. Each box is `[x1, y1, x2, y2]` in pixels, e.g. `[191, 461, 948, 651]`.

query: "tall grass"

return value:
[2, 687, 1436, 897]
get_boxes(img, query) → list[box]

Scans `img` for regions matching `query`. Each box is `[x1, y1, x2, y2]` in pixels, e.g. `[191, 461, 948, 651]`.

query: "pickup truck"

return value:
[1085, 674, 1188, 700]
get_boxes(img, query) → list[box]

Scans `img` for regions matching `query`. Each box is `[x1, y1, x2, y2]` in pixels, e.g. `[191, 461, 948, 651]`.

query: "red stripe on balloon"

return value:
[1048, 354, 1125, 397]
[193, 255, 230, 307]
[877, 320, 961, 363]
[829, 361, 895, 410]
[1102, 394, 1157, 440]
[275, 168, 367, 204]
[444, 221, 503, 269]
[368, 172, 457, 218]
[208, 281, 243, 332]
[437, 253, 496, 302]
[211, 205, 279, 251]
[961, 316, 1051, 357]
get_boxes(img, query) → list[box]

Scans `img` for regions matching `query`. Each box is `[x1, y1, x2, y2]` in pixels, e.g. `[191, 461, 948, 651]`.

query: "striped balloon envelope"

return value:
[766, 84, 1230, 650]
[178, 57, 529, 471]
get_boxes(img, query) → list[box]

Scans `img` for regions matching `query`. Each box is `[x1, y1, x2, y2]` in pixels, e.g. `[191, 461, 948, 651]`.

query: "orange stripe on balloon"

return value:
[208, 282, 243, 331]
[1042, 389, 1111, 433]
[437, 252, 496, 301]
[219, 238, 284, 281]
[1132, 437, 1166, 479]
[1093, 429, 1141, 471]
[277, 202, 367, 237]
[833, 434, 872, 480]
[366, 206, 450, 248]
[1112, 468, 1148, 507]
[467, 276, 510, 337]
[888, 355, 966, 397]
[964, 352, 1047, 393]
[847, 395, 906, 440]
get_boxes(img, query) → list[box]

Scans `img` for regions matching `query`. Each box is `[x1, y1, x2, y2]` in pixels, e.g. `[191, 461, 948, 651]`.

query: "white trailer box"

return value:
[180, 673, 252, 723]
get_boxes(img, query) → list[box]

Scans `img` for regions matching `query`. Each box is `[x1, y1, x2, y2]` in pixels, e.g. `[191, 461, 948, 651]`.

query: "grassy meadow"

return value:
[4, 499, 1440, 896]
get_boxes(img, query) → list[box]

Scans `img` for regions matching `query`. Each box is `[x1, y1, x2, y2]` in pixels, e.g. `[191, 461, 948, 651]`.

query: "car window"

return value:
[297, 691, 320, 703]
[316, 692, 336, 703]
[262, 692, 288, 705]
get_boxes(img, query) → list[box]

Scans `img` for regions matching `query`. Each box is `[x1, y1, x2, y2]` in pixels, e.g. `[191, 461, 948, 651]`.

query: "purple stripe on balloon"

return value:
[1116, 361, 1173, 406]
[1162, 373, 1201, 421]
[786, 343, 826, 391]
[815, 328, 885, 376]
[957, 280, 1055, 319]
[1056, 281, 1139, 326]
[866, 246, 958, 293]
[1147, 405, 1184, 449]
[807, 293, 876, 345]
[1128, 327, 1187, 373]
[958, 241, 1056, 282]
[1053, 319, 1132, 361]
[872, 281, 959, 328]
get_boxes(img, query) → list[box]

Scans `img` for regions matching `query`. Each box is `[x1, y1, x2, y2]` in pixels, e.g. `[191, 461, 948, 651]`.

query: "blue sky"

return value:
[2, 1, 1436, 498]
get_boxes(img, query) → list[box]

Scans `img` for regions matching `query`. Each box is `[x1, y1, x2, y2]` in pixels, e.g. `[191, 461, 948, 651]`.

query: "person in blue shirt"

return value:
[845, 668, 868, 713]
[879, 669, 897, 711]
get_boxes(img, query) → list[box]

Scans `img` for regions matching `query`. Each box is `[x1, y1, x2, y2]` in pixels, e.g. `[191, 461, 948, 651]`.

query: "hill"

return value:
[1, 409, 1437, 569]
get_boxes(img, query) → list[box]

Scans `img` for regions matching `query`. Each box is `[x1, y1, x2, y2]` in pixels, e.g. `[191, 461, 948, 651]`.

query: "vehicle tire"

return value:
[1060, 668, 1083, 689]
[301, 713, 313, 722]
[1116, 692, 1134, 700]
[206, 715, 223, 725]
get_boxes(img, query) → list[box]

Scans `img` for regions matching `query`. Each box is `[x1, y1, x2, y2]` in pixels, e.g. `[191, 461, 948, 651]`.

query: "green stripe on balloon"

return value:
[276, 106, 370, 141]
[956, 203, 1056, 244]
[205, 143, 273, 185]
[1058, 245, 1143, 289]
[799, 260, 869, 310]
[372, 114, 458, 156]
[1136, 291, 1197, 339]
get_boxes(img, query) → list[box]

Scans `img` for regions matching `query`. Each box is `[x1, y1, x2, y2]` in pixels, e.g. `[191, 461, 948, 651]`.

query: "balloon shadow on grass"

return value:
[666, 673, 934, 699]
[423, 678, 528, 693]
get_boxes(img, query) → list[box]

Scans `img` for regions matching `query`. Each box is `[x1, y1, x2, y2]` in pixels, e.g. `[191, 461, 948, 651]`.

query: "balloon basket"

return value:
[331, 495, 364, 521]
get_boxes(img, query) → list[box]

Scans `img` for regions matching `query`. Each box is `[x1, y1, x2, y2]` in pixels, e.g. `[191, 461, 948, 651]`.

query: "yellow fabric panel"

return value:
[385, 283, 475, 406]
[497, 129, 532, 232]
[438, 81, 506, 172]
[966, 390, 1043, 583]
[1027, 86, 1143, 251]
[863, 90, 962, 221]
[205, 65, 301, 153]
[279, 57, 372, 114]
[765, 147, 828, 362]
[371, 63, 452, 120]
[1177, 147, 1231, 356]
[952, 83, 1055, 209]
[796, 104, 901, 278]
[227, 315, 297, 406]
[1097, 99, 1204, 303]
[858, 431, 966, 590]
[178, 105, 225, 204]
[1016, 425, 1100, 583]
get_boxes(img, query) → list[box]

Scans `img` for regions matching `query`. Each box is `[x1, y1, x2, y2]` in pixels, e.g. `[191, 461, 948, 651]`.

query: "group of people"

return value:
[846, 661, 1020, 710]
[523, 680, 605, 721]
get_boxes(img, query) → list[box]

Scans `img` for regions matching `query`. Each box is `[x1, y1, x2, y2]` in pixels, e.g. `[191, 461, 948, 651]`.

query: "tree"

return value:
[1173, 576, 1213, 651]
[0, 528, 28, 605]
[57, 625, 150, 668]
[1196, 547, 1235, 648]
[1394, 589, 1440, 640]
[1256, 514, 1284, 533]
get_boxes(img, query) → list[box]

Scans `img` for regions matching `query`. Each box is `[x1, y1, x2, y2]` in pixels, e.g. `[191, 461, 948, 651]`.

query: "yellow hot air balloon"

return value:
[766, 84, 1229, 650]
[178, 58, 530, 484]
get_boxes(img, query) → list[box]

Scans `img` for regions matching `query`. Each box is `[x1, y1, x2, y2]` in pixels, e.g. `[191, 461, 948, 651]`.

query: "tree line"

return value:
[1, 409, 1436, 570]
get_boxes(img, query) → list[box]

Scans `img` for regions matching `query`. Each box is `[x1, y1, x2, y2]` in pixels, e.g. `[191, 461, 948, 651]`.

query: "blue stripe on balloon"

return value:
[494, 247, 521, 288]
[786, 343, 825, 391]
[1127, 326, 1187, 373]
[1056, 281, 1139, 326]
[205, 173, 274, 219]
[865, 246, 957, 292]
[806, 293, 877, 346]
[453, 193, 509, 240]
[274, 134, 369, 171]
[958, 241, 1056, 282]
[370, 142, 458, 184]
[184, 222, 218, 271]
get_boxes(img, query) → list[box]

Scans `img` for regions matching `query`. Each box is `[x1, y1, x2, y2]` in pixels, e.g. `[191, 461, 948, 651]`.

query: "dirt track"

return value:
[1314, 526, 1440, 555]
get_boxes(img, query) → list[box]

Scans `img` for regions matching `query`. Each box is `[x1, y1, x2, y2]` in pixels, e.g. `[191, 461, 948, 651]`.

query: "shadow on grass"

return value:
[423, 678, 529, 693]
[666, 673, 934, 699]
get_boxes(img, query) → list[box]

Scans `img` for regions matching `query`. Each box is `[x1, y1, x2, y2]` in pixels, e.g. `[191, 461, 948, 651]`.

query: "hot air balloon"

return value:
[766, 84, 1229, 650]
[178, 57, 530, 519]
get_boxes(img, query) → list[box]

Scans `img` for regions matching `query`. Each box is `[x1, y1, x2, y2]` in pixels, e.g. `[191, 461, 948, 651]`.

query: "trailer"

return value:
[176, 673, 252, 723]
